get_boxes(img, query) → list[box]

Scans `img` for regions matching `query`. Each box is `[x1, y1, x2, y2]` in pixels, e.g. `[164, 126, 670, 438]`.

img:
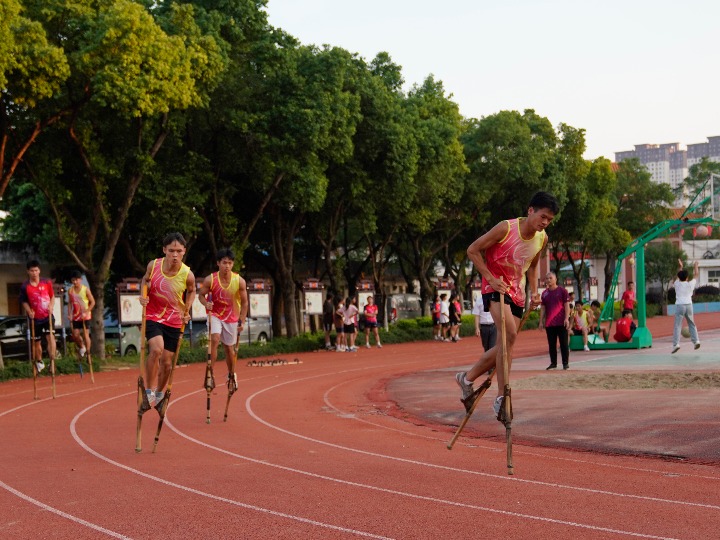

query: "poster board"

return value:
[304, 290, 323, 315]
[249, 292, 271, 318]
[53, 300, 63, 329]
[118, 293, 143, 325]
[191, 292, 207, 321]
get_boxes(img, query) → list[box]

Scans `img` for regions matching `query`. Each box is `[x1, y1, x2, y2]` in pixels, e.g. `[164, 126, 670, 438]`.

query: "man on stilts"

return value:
[198, 248, 248, 402]
[455, 192, 559, 416]
[139, 232, 195, 408]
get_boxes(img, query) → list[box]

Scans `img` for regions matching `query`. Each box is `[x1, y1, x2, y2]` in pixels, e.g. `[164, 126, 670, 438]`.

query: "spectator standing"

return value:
[322, 294, 335, 350]
[439, 294, 450, 341]
[448, 293, 462, 342]
[334, 297, 346, 352]
[622, 281, 636, 313]
[671, 259, 701, 354]
[344, 296, 359, 352]
[472, 293, 496, 352]
[363, 295, 382, 348]
[431, 296, 442, 340]
[539, 271, 570, 370]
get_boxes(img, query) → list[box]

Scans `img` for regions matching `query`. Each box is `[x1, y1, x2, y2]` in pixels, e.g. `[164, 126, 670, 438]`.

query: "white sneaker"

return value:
[583, 345, 590, 352]
[155, 391, 165, 405]
[694, 342, 701, 350]
[493, 396, 503, 416]
[145, 388, 155, 407]
[377, 343, 382, 348]
[671, 345, 680, 354]
[79, 347, 86, 357]
[365, 343, 371, 349]
[35, 361, 45, 373]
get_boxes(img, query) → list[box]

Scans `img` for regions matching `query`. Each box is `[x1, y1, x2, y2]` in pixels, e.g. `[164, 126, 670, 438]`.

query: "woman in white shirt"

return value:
[671, 259, 700, 354]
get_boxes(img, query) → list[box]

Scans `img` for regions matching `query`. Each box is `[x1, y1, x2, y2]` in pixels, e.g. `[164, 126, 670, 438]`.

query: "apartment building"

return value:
[615, 136, 720, 206]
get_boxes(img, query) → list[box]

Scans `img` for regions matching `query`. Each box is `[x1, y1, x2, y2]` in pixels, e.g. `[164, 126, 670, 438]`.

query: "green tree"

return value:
[1, 0, 226, 355]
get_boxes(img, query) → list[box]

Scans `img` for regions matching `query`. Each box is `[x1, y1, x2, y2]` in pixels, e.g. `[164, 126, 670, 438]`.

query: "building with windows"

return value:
[615, 136, 720, 206]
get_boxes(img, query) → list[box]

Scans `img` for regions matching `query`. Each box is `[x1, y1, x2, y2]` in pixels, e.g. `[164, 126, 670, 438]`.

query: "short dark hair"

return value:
[590, 300, 601, 308]
[216, 248, 235, 262]
[677, 270, 689, 281]
[528, 191, 560, 214]
[575, 299, 584, 306]
[627, 281, 634, 286]
[621, 309, 632, 317]
[26, 259, 40, 270]
[70, 270, 83, 280]
[162, 232, 187, 247]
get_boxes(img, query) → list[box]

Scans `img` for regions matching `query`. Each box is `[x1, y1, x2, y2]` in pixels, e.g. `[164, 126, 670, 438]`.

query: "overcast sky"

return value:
[266, 0, 720, 161]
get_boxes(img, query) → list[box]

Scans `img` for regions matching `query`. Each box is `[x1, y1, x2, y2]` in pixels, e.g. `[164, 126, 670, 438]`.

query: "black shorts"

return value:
[146, 320, 182, 352]
[323, 322, 333, 332]
[30, 318, 52, 340]
[343, 324, 356, 334]
[335, 326, 345, 334]
[482, 292, 524, 319]
[364, 320, 377, 328]
[573, 329, 585, 336]
[72, 320, 89, 330]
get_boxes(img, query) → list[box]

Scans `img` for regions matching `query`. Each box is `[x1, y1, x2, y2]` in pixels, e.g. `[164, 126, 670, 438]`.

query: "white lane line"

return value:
[0, 480, 133, 539]
[321, 378, 720, 482]
[69, 393, 393, 540]
[164, 389, 678, 540]
[243, 371, 720, 511]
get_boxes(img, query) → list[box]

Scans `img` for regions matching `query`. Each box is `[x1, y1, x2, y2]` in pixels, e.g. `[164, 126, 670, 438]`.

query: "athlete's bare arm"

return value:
[467, 221, 510, 294]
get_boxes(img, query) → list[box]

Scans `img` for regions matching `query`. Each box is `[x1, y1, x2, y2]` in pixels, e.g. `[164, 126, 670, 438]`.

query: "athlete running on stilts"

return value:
[198, 248, 248, 390]
[139, 233, 196, 407]
[455, 192, 559, 416]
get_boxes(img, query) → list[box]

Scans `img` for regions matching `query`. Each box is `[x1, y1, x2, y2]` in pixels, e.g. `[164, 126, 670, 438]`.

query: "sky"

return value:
[265, 0, 720, 161]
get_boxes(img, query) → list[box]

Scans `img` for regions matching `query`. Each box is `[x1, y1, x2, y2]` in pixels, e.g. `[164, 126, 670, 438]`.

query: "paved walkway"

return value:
[387, 312, 720, 464]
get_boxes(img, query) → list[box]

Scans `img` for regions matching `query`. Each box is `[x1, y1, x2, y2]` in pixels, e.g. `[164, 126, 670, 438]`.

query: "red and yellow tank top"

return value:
[146, 258, 190, 328]
[69, 285, 91, 321]
[481, 218, 546, 307]
[209, 272, 241, 323]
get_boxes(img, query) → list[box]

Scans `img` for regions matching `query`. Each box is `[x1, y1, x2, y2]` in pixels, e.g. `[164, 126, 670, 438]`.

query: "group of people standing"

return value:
[431, 293, 463, 342]
[322, 294, 382, 352]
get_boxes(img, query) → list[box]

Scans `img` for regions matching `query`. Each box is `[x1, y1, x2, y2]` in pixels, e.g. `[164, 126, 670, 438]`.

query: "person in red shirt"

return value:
[614, 309, 635, 342]
[20, 260, 56, 371]
[621, 282, 636, 312]
[363, 295, 382, 348]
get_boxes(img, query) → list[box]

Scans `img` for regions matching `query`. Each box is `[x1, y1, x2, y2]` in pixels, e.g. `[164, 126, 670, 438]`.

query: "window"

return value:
[708, 270, 720, 284]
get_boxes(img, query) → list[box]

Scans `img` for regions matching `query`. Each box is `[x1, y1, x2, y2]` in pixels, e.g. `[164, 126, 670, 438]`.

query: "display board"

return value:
[249, 292, 271, 318]
[119, 293, 143, 325]
[304, 290, 323, 315]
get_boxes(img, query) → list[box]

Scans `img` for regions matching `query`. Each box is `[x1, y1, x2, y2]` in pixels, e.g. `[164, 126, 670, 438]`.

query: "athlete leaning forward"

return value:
[455, 192, 559, 416]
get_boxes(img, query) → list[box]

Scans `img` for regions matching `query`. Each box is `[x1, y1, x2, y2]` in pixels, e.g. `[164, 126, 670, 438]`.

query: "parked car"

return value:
[104, 315, 141, 356]
[186, 316, 272, 346]
[0, 315, 64, 360]
[386, 294, 422, 323]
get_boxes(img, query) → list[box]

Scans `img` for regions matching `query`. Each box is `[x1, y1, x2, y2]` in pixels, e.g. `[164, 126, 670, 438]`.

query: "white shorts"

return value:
[209, 317, 238, 347]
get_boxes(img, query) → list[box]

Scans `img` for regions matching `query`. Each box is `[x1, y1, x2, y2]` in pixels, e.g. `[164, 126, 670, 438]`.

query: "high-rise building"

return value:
[615, 136, 720, 206]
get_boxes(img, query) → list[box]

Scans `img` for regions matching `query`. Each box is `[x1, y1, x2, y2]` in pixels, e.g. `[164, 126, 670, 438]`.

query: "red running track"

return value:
[0, 314, 719, 539]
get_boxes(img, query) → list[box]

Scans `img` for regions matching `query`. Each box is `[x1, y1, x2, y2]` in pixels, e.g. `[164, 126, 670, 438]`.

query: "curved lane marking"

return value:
[69, 393, 393, 540]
